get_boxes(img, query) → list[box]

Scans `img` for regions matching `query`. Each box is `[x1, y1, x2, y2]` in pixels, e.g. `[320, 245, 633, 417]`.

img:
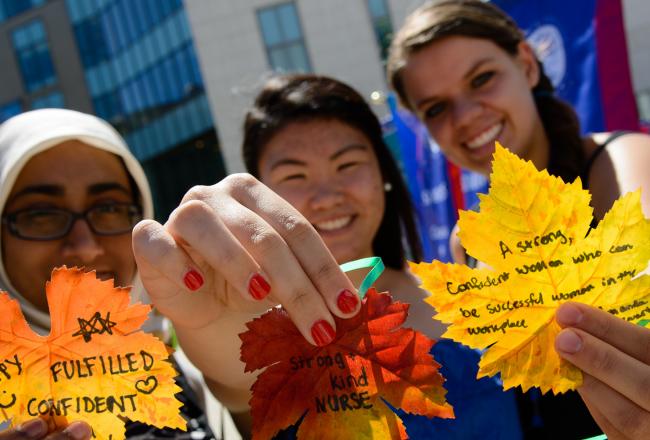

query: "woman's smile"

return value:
[465, 121, 504, 150]
[313, 215, 355, 233]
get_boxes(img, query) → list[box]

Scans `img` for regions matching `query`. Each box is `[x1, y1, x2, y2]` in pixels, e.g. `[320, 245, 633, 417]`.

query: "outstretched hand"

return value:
[132, 174, 359, 343]
[0, 420, 91, 440]
[555, 302, 650, 439]
[132, 175, 360, 402]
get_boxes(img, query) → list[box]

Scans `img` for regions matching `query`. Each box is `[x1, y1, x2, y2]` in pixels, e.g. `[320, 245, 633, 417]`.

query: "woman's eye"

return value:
[338, 162, 359, 172]
[471, 71, 495, 89]
[281, 173, 306, 182]
[24, 211, 59, 224]
[94, 204, 119, 213]
[424, 102, 446, 119]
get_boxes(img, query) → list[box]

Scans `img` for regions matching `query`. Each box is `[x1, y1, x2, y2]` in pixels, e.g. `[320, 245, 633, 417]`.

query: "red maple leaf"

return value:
[240, 289, 454, 440]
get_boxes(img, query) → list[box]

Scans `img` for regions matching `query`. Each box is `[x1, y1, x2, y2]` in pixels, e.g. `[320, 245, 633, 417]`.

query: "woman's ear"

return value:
[516, 41, 541, 88]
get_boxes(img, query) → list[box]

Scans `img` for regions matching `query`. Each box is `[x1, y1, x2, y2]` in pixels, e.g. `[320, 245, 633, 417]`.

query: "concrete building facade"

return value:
[184, 0, 413, 172]
[624, 0, 650, 121]
[185, 0, 650, 173]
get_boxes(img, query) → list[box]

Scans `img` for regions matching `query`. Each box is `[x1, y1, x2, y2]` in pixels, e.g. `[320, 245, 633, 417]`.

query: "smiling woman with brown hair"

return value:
[386, 1, 650, 438]
[387, 0, 650, 220]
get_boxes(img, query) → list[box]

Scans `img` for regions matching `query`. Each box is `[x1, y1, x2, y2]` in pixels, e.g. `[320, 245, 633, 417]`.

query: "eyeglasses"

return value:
[2, 203, 143, 241]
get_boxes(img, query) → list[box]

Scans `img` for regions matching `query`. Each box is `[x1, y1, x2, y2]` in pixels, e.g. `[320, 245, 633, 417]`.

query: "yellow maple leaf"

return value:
[0, 267, 185, 439]
[410, 143, 650, 394]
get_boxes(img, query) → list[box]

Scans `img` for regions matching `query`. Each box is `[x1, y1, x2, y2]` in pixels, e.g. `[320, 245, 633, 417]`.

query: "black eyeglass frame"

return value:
[1, 203, 143, 241]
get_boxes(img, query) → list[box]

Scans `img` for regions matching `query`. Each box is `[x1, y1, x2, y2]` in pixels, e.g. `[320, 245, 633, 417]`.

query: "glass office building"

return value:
[65, 0, 225, 219]
[0, 0, 225, 220]
[0, 0, 46, 23]
[0, 1, 60, 120]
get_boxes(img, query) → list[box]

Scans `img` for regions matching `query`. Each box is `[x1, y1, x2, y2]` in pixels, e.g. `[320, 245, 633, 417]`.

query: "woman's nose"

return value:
[61, 217, 105, 262]
[308, 180, 345, 210]
[452, 96, 483, 129]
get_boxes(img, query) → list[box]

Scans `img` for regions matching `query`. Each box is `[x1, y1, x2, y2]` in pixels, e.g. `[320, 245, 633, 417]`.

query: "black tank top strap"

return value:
[581, 130, 632, 188]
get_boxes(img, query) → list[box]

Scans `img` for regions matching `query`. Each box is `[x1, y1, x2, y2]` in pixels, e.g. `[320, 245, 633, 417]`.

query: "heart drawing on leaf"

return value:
[135, 376, 158, 395]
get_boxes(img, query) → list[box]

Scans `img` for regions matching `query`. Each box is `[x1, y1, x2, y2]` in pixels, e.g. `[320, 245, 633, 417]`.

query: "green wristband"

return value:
[340, 257, 385, 299]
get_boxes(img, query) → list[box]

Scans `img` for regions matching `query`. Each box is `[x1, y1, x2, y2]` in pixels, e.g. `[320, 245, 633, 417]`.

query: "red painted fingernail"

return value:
[183, 269, 204, 291]
[248, 273, 271, 300]
[337, 289, 358, 314]
[311, 320, 336, 346]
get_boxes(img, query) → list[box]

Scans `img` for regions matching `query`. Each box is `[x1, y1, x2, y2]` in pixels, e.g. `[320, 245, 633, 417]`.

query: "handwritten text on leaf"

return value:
[240, 289, 454, 440]
[411, 144, 650, 394]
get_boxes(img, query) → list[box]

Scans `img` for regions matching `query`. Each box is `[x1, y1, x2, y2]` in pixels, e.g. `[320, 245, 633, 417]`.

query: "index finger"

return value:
[556, 302, 650, 365]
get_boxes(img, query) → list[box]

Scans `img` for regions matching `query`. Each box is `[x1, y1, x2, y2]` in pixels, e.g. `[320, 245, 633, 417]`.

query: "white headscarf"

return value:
[0, 109, 154, 333]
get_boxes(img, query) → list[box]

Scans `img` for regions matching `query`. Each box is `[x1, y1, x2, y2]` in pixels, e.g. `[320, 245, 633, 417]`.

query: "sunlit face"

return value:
[400, 35, 549, 175]
[258, 119, 385, 264]
[1, 141, 137, 312]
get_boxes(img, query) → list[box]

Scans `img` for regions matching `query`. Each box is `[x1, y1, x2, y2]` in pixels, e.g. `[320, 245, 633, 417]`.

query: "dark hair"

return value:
[387, 0, 585, 182]
[242, 74, 423, 268]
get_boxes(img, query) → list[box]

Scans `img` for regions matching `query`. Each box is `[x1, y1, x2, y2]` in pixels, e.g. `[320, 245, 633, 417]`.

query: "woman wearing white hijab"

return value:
[0, 109, 236, 439]
[0, 109, 153, 332]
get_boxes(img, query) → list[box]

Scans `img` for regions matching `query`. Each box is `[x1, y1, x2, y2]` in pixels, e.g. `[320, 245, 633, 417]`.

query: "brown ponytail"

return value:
[533, 63, 586, 182]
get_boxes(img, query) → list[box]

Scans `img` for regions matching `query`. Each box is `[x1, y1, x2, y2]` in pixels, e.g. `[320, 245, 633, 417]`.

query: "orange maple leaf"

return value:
[240, 288, 454, 440]
[0, 267, 185, 439]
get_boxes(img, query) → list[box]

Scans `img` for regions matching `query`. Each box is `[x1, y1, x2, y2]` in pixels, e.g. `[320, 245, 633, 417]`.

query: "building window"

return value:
[0, 0, 45, 23]
[72, 15, 111, 68]
[31, 90, 65, 109]
[12, 19, 57, 92]
[366, 0, 392, 63]
[257, 2, 311, 72]
[0, 100, 22, 123]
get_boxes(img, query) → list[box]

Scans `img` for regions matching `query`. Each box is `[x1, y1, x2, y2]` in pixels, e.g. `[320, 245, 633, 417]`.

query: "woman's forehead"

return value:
[266, 119, 372, 154]
[10, 141, 131, 198]
[402, 36, 509, 102]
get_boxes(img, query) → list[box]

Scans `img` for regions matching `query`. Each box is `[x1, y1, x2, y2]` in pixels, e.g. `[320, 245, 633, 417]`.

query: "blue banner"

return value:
[493, 0, 638, 132]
